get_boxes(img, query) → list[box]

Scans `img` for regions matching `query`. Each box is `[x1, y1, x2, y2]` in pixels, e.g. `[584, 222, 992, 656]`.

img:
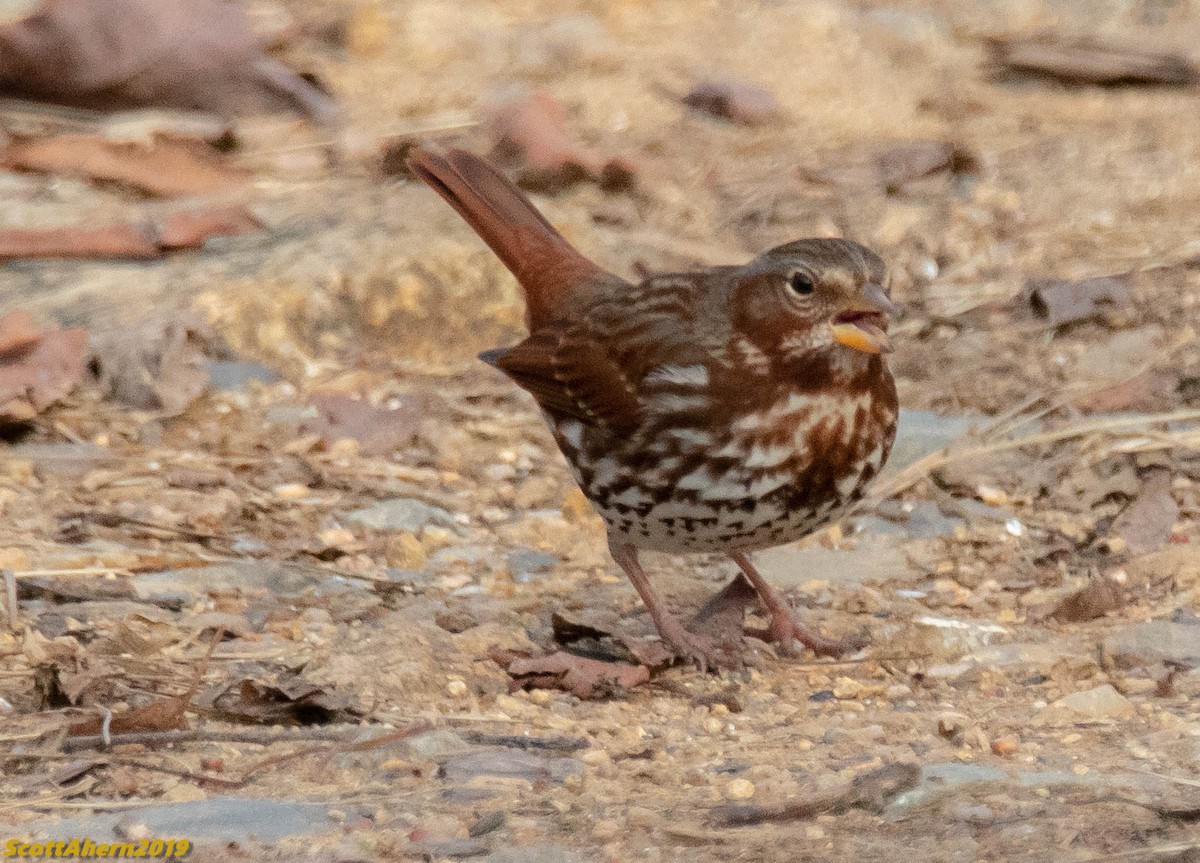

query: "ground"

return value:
[3, 0, 1200, 861]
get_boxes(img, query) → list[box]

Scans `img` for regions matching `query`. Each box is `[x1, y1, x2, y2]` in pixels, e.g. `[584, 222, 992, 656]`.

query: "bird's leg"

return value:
[609, 540, 728, 672]
[729, 551, 863, 658]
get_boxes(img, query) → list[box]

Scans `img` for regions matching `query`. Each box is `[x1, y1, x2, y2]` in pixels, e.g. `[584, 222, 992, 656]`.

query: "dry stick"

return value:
[3, 569, 17, 630]
[234, 114, 478, 160]
[10, 568, 130, 579]
[866, 406, 1200, 506]
[58, 726, 374, 753]
[1070, 843, 1200, 863]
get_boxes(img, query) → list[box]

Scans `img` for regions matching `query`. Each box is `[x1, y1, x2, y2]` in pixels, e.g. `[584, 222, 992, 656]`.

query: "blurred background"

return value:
[2, 1, 1200, 860]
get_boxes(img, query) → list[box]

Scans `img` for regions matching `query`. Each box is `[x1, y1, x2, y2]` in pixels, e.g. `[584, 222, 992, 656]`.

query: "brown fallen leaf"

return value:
[802, 140, 975, 192]
[0, 0, 340, 125]
[486, 89, 636, 193]
[550, 610, 673, 668]
[1, 133, 248, 198]
[1111, 467, 1179, 556]
[300, 392, 422, 456]
[502, 651, 650, 699]
[1024, 272, 1133, 328]
[1074, 369, 1178, 414]
[205, 674, 356, 725]
[987, 35, 1198, 86]
[68, 693, 189, 736]
[1050, 575, 1124, 623]
[89, 315, 213, 415]
[0, 204, 263, 261]
[154, 206, 264, 250]
[682, 79, 782, 126]
[0, 311, 89, 423]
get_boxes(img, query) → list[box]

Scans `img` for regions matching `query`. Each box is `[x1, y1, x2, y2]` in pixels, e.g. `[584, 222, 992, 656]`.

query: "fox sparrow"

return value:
[409, 147, 900, 669]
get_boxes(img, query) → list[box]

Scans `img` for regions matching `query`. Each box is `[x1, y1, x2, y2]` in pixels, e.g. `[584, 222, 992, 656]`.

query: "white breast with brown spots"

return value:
[549, 378, 895, 554]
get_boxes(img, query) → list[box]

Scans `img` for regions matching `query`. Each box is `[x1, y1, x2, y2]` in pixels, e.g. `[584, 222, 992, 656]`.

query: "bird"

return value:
[408, 146, 900, 670]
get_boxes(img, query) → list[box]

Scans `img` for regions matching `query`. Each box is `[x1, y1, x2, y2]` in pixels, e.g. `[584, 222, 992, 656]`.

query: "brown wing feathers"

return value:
[406, 147, 618, 330]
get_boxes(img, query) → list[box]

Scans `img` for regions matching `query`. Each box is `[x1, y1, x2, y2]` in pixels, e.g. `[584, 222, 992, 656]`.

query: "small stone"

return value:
[626, 806, 656, 828]
[346, 498, 456, 532]
[804, 825, 827, 840]
[1103, 621, 1200, 669]
[724, 778, 756, 800]
[274, 483, 309, 499]
[1043, 684, 1134, 721]
[0, 547, 31, 570]
[318, 527, 357, 548]
[591, 819, 620, 841]
[560, 488, 593, 522]
[832, 677, 865, 699]
[991, 736, 1019, 757]
[439, 749, 583, 784]
[446, 679, 468, 697]
[403, 730, 471, 759]
[580, 750, 610, 766]
[507, 547, 560, 582]
[937, 712, 970, 739]
[385, 532, 427, 569]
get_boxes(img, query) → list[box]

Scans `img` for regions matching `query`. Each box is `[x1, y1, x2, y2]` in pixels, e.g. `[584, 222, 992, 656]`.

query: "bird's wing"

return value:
[484, 285, 709, 436]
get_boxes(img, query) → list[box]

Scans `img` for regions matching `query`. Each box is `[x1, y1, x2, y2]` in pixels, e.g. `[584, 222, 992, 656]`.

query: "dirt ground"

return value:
[4, 0, 1200, 861]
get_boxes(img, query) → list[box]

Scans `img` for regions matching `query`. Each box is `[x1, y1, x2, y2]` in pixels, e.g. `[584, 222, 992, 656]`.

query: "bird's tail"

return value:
[407, 146, 614, 329]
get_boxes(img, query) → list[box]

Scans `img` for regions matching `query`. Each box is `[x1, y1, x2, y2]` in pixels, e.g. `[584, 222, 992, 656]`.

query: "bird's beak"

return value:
[830, 283, 900, 354]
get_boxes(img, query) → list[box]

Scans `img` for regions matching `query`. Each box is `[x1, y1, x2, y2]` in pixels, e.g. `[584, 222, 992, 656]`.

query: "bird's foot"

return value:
[656, 619, 739, 672]
[748, 612, 869, 659]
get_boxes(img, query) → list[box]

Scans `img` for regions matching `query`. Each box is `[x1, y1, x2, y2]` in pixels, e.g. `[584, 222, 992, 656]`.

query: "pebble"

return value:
[991, 736, 1019, 757]
[591, 819, 620, 841]
[1103, 621, 1200, 669]
[274, 483, 310, 499]
[724, 778, 756, 799]
[345, 498, 456, 531]
[832, 677, 865, 699]
[446, 679, 468, 697]
[1043, 684, 1135, 721]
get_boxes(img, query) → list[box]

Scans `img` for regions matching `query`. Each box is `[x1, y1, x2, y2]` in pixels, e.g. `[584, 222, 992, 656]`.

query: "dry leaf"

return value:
[1, 133, 248, 197]
[300, 392, 422, 456]
[1112, 468, 1179, 556]
[1025, 273, 1133, 328]
[0, 0, 340, 124]
[90, 316, 213, 415]
[155, 206, 264, 250]
[988, 35, 1198, 86]
[486, 89, 636, 193]
[503, 650, 650, 699]
[683, 79, 782, 126]
[1074, 370, 1178, 414]
[207, 674, 355, 725]
[802, 141, 974, 192]
[0, 311, 89, 423]
[0, 205, 262, 261]
[1050, 576, 1124, 622]
[68, 694, 189, 736]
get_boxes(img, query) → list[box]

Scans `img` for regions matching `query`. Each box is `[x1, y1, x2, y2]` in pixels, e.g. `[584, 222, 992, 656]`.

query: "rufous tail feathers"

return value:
[407, 146, 618, 329]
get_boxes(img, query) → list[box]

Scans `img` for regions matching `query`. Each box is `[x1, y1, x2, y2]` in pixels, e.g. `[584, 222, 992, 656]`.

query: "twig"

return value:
[1069, 843, 1200, 863]
[868, 406, 1200, 504]
[9, 568, 129, 579]
[3, 568, 17, 630]
[57, 726, 372, 753]
[460, 732, 590, 752]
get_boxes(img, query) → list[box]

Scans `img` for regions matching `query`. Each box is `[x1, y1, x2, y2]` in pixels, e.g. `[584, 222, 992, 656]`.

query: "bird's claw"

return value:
[661, 626, 738, 673]
[756, 614, 869, 659]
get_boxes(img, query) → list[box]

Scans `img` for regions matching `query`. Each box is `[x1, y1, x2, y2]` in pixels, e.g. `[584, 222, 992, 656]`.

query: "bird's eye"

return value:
[788, 271, 815, 295]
